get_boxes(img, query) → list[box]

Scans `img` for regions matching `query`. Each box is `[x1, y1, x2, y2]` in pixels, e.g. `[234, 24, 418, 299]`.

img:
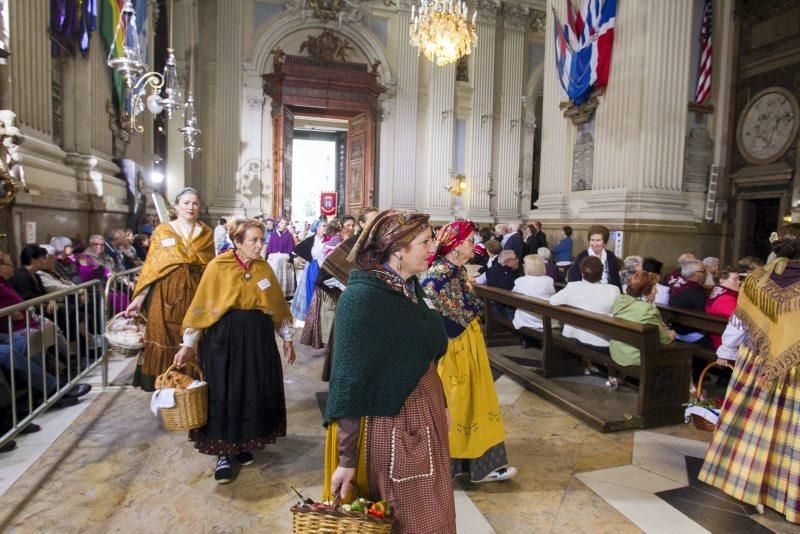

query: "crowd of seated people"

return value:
[466, 221, 775, 391]
[0, 226, 148, 454]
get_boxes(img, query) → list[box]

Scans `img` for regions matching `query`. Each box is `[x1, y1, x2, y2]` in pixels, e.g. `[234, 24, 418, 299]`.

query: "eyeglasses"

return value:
[90, 242, 104, 246]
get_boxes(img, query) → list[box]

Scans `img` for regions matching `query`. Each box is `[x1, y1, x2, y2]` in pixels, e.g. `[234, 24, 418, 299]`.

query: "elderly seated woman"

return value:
[484, 250, 520, 320]
[549, 256, 620, 373]
[609, 271, 675, 389]
[536, 247, 560, 283]
[620, 255, 642, 290]
[512, 254, 555, 332]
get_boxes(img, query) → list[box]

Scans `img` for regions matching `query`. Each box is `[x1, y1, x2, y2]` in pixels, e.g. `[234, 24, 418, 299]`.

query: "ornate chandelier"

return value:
[409, 0, 477, 66]
[106, 0, 199, 157]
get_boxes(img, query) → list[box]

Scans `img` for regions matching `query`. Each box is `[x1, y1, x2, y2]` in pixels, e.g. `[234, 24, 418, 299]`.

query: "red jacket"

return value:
[705, 285, 738, 349]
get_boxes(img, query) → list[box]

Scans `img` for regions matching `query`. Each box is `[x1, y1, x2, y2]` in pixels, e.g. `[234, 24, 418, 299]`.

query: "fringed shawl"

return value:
[735, 259, 800, 381]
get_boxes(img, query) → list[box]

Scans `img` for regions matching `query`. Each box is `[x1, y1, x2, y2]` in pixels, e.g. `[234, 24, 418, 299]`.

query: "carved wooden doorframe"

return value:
[263, 55, 385, 219]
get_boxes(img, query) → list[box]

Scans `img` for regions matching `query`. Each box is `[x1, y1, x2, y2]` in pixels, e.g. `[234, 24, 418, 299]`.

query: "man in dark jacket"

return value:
[503, 224, 525, 263]
[486, 250, 520, 319]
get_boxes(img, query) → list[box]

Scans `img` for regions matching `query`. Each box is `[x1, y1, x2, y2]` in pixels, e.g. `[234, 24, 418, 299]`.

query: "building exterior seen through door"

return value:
[263, 54, 385, 220]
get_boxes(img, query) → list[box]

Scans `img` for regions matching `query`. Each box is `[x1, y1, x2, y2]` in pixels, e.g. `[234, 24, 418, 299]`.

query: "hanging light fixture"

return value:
[409, 0, 477, 66]
[179, 5, 200, 159]
[107, 0, 185, 132]
[106, 1, 145, 88]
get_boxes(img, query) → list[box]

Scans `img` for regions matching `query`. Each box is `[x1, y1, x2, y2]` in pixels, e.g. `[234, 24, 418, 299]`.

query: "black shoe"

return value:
[20, 423, 41, 434]
[65, 383, 92, 398]
[235, 451, 254, 466]
[215, 455, 233, 484]
[0, 440, 16, 453]
[54, 396, 80, 409]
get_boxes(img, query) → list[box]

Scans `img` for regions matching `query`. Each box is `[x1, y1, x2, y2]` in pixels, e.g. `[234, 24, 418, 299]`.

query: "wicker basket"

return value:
[291, 496, 394, 534]
[690, 361, 731, 431]
[157, 363, 208, 432]
[104, 312, 146, 357]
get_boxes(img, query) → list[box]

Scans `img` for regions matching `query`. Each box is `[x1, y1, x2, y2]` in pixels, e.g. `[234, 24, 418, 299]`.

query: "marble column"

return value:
[534, 5, 571, 219]
[582, 0, 695, 221]
[424, 62, 455, 220]
[7, 0, 78, 193]
[392, 6, 419, 209]
[465, 1, 499, 222]
[207, 0, 242, 213]
[494, 4, 526, 220]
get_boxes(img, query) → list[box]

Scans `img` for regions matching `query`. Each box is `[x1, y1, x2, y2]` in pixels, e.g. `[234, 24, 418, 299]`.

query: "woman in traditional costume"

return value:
[125, 188, 214, 391]
[174, 219, 295, 483]
[421, 220, 517, 483]
[301, 219, 343, 351]
[265, 217, 297, 299]
[699, 224, 800, 523]
[290, 219, 327, 321]
[325, 210, 456, 534]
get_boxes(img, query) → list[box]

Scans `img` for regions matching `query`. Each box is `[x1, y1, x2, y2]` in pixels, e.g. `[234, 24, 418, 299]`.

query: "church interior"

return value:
[1, 0, 800, 532]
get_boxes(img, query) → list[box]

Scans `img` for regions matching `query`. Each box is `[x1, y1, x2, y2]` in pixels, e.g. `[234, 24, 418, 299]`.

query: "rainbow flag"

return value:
[101, 0, 126, 110]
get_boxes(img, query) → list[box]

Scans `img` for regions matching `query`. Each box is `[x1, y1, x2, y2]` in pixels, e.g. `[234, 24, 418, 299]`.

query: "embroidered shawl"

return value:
[421, 258, 484, 338]
[735, 259, 800, 381]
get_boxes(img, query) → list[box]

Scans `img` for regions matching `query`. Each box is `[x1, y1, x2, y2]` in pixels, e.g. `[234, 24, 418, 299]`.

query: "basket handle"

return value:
[109, 310, 148, 325]
[694, 360, 732, 402]
[157, 361, 205, 386]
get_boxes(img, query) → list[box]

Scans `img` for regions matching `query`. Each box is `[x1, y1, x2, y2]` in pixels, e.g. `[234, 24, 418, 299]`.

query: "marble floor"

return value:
[0, 338, 796, 533]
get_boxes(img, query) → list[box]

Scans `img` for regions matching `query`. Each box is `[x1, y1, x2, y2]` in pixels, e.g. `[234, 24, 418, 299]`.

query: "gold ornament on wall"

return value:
[308, 0, 343, 21]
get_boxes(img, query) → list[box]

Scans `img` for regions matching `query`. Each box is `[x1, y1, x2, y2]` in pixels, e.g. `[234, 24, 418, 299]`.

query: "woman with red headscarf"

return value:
[421, 221, 517, 483]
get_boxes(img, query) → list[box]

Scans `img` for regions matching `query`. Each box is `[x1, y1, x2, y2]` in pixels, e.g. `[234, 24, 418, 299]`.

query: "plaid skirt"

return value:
[267, 253, 295, 298]
[698, 347, 800, 524]
[367, 366, 456, 534]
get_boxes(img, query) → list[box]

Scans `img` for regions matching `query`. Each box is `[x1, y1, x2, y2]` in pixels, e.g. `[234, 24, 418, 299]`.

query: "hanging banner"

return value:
[320, 191, 337, 217]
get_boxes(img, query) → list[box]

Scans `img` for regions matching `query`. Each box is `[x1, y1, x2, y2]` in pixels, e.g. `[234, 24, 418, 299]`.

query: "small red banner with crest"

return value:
[320, 191, 338, 217]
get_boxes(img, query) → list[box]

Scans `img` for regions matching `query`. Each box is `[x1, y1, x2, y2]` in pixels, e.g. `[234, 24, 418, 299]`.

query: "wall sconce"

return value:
[481, 114, 493, 127]
[510, 119, 520, 131]
[485, 171, 496, 198]
[444, 171, 468, 196]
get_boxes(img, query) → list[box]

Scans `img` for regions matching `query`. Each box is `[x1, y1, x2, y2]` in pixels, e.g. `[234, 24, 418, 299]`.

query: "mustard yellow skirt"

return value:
[322, 418, 369, 503]
[438, 318, 505, 459]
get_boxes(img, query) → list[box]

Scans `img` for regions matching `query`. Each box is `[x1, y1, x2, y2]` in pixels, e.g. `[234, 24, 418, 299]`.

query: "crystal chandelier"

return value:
[409, 0, 477, 66]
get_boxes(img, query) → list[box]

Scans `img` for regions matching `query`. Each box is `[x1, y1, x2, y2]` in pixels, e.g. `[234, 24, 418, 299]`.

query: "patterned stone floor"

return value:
[0, 338, 795, 533]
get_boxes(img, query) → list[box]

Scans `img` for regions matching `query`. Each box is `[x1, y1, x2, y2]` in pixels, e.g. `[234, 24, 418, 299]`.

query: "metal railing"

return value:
[1, 280, 105, 449]
[0, 265, 143, 450]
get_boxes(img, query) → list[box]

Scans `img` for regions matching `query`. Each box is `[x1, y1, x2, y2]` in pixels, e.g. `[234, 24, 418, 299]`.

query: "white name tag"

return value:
[423, 298, 436, 310]
[257, 278, 271, 291]
[161, 238, 176, 248]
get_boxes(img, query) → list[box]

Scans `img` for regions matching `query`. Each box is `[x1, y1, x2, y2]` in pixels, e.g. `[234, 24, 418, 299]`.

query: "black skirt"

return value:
[189, 309, 287, 455]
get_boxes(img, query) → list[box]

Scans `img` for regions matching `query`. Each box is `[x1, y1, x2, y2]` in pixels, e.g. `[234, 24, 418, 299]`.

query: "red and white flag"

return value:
[695, 0, 713, 103]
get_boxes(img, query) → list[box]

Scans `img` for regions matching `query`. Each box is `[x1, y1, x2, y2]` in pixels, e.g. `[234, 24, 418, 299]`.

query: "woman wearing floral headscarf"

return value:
[421, 221, 517, 483]
[325, 210, 455, 534]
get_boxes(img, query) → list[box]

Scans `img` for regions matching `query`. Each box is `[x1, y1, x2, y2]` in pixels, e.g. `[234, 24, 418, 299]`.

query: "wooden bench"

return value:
[476, 285, 695, 430]
[656, 304, 727, 362]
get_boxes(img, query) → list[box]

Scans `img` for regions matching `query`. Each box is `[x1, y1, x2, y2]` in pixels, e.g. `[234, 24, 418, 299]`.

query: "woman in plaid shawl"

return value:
[699, 224, 800, 523]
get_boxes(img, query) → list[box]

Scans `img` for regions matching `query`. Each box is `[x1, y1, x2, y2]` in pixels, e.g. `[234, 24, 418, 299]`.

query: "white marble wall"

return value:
[465, 6, 499, 222]
[494, 7, 526, 219]
[391, 7, 419, 210]
[424, 62, 456, 218]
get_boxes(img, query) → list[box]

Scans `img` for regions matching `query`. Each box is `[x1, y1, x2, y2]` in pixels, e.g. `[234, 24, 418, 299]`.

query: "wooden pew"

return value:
[476, 285, 695, 429]
[656, 304, 728, 362]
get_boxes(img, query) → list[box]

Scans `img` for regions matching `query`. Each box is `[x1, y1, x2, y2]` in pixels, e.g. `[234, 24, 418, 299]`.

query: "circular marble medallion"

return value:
[737, 87, 799, 166]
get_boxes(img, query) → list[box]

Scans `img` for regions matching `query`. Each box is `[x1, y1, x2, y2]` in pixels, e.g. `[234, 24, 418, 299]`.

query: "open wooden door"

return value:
[272, 106, 294, 219]
[345, 112, 376, 214]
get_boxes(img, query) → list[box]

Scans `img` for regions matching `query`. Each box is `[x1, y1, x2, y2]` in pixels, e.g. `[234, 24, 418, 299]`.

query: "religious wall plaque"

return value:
[736, 87, 799, 166]
[683, 127, 713, 192]
[572, 118, 594, 191]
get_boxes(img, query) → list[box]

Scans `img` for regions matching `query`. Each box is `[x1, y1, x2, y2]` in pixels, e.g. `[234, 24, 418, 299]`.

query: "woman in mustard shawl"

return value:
[700, 224, 800, 523]
[175, 219, 295, 483]
[125, 188, 214, 391]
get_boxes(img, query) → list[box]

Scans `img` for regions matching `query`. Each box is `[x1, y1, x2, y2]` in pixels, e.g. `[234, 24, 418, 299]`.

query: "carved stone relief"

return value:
[737, 87, 799, 166]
